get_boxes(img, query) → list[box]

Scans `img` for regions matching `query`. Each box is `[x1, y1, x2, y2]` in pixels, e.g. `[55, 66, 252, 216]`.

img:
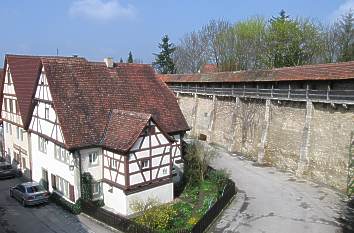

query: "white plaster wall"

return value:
[102, 183, 127, 215]
[31, 134, 80, 202]
[126, 182, 173, 215]
[80, 147, 103, 181]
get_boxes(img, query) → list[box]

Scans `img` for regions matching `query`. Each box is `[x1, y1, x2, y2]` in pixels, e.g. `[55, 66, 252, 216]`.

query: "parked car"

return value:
[0, 162, 19, 179]
[9, 182, 49, 206]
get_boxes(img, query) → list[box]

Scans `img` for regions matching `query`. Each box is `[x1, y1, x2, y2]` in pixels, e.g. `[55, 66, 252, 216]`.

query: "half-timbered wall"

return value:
[29, 69, 64, 144]
[2, 64, 30, 175]
[128, 120, 172, 187]
[170, 133, 183, 182]
[103, 150, 126, 187]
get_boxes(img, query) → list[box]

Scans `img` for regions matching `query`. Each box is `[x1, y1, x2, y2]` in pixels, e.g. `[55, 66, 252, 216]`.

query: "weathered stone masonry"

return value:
[161, 62, 354, 192]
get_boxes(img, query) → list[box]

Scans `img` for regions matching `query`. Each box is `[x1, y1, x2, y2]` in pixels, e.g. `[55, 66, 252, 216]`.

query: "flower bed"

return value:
[133, 169, 232, 232]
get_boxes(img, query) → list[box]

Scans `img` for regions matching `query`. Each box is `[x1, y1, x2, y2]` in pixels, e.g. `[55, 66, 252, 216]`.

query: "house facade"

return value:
[1, 55, 189, 215]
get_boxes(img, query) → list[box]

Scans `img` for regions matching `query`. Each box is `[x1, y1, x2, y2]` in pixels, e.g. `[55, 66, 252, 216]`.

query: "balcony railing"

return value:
[169, 85, 354, 104]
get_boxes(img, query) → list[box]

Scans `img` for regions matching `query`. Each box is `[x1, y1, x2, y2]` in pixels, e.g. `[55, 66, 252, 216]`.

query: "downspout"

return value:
[27, 131, 33, 181]
[77, 150, 83, 199]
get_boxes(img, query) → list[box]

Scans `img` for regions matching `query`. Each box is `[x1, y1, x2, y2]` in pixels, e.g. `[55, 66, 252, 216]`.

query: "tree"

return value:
[127, 51, 133, 63]
[184, 141, 216, 185]
[153, 35, 176, 74]
[265, 10, 322, 68]
[217, 17, 267, 71]
[337, 11, 354, 62]
[200, 19, 231, 67]
[173, 31, 209, 73]
[119, 57, 123, 63]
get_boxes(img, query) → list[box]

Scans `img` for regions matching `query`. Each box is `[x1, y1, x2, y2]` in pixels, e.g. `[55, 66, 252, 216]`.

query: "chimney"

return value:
[104, 57, 114, 68]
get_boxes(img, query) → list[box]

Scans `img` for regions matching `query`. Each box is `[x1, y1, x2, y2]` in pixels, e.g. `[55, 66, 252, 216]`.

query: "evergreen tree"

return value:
[337, 11, 354, 62]
[127, 51, 133, 63]
[119, 57, 123, 63]
[153, 35, 176, 74]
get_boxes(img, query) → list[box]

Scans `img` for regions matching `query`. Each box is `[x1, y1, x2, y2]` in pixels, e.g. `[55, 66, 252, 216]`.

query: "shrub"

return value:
[50, 192, 82, 215]
[82, 172, 93, 200]
[134, 203, 178, 232]
[184, 141, 216, 186]
[207, 169, 230, 193]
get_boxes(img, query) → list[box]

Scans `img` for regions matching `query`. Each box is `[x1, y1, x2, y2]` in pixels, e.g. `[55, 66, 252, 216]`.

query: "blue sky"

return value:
[0, 0, 353, 64]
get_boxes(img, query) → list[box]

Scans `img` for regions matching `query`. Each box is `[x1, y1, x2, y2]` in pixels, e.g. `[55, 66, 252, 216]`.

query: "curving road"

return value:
[209, 147, 353, 233]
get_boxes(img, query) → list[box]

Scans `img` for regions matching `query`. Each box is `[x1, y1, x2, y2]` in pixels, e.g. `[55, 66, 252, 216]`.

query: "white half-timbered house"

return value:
[1, 55, 42, 178]
[29, 67, 80, 202]
[1, 55, 189, 215]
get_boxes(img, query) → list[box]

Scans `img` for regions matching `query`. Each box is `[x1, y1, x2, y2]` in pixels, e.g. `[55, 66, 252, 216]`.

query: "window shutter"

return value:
[51, 174, 56, 189]
[69, 184, 75, 202]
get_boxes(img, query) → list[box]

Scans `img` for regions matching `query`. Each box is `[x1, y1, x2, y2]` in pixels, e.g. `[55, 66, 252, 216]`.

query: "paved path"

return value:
[209, 147, 352, 233]
[0, 176, 120, 233]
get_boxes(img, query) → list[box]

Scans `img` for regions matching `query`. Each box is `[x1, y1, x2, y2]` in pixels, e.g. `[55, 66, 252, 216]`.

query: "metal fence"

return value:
[81, 179, 236, 233]
[169, 85, 354, 103]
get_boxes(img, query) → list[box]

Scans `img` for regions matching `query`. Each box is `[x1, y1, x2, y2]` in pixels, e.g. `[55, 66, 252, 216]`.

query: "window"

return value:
[143, 125, 156, 136]
[20, 130, 24, 141]
[140, 159, 149, 169]
[45, 106, 49, 120]
[5, 123, 8, 133]
[38, 136, 47, 153]
[9, 123, 12, 135]
[89, 152, 98, 166]
[9, 99, 13, 113]
[92, 182, 101, 195]
[54, 145, 70, 164]
[7, 71, 11, 85]
[163, 168, 168, 175]
[16, 101, 19, 114]
[55, 176, 70, 199]
[16, 126, 20, 140]
[3, 98, 7, 111]
[110, 159, 118, 169]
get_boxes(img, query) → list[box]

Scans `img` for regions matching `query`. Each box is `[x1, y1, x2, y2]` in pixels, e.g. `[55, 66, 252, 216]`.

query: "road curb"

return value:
[79, 213, 123, 233]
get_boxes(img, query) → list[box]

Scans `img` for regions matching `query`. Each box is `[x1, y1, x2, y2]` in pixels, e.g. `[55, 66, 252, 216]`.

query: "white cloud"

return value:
[69, 0, 136, 22]
[332, 0, 354, 20]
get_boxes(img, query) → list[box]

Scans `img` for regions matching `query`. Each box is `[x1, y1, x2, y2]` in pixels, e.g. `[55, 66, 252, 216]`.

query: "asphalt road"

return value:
[209, 146, 353, 233]
[0, 176, 118, 233]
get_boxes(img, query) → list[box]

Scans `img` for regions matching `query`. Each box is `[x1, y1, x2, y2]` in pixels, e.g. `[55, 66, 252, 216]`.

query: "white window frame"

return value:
[54, 145, 70, 165]
[38, 136, 47, 153]
[89, 152, 99, 166]
[55, 176, 70, 199]
[92, 182, 101, 195]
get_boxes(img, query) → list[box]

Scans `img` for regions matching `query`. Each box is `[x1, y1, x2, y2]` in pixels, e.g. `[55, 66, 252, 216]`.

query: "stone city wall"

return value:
[178, 93, 353, 192]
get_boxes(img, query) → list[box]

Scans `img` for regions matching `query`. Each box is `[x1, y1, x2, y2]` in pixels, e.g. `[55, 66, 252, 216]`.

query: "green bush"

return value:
[134, 203, 178, 232]
[93, 199, 105, 207]
[82, 172, 93, 200]
[50, 192, 82, 215]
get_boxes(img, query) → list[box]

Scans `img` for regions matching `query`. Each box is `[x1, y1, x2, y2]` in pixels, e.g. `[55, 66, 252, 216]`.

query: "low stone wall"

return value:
[178, 93, 352, 192]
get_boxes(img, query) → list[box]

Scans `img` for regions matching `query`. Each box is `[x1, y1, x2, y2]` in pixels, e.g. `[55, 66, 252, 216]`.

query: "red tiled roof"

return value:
[101, 110, 162, 152]
[160, 61, 354, 83]
[4, 55, 42, 126]
[41, 57, 189, 151]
